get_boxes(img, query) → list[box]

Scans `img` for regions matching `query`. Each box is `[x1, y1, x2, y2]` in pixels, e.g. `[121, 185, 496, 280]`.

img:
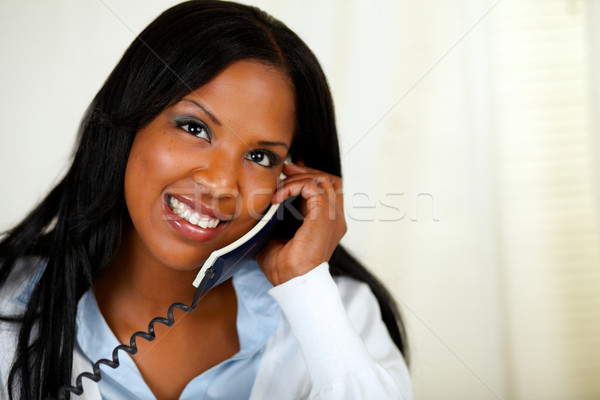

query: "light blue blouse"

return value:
[74, 260, 280, 399]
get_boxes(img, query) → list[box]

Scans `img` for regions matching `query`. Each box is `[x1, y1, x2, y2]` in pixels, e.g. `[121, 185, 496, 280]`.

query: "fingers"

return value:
[275, 168, 341, 211]
[282, 162, 342, 189]
[282, 160, 322, 175]
[273, 162, 345, 224]
[257, 161, 347, 285]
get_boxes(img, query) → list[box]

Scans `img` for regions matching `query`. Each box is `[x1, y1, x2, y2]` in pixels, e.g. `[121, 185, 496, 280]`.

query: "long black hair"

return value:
[0, 1, 408, 398]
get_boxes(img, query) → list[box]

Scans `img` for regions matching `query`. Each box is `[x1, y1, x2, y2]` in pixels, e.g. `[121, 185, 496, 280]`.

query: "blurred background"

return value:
[0, 0, 598, 399]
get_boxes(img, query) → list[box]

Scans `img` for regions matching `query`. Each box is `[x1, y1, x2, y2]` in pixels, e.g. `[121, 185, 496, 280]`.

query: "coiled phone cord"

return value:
[54, 267, 216, 399]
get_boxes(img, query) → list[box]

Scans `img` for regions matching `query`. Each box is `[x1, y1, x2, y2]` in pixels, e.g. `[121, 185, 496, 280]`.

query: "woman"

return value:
[0, 1, 412, 399]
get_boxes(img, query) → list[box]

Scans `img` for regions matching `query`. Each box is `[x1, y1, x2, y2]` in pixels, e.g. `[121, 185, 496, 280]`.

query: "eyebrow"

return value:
[258, 140, 289, 150]
[179, 98, 289, 149]
[180, 98, 222, 126]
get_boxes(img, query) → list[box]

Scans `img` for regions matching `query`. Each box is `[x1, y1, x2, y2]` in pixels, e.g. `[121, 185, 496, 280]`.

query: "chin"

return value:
[146, 240, 209, 272]
[159, 252, 210, 272]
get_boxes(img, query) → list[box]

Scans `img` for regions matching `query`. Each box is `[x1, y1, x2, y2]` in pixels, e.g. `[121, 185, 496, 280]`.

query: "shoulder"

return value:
[331, 274, 403, 355]
[332, 273, 407, 365]
[253, 263, 412, 399]
[332, 274, 380, 313]
[0, 256, 46, 314]
[268, 262, 392, 341]
[0, 256, 46, 396]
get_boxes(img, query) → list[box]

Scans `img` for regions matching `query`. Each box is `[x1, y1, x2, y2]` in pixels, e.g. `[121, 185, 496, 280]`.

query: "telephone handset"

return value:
[193, 159, 293, 291]
[192, 158, 301, 292]
[59, 161, 298, 398]
[192, 199, 283, 291]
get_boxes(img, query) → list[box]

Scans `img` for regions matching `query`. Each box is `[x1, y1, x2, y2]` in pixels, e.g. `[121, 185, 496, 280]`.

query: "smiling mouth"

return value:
[167, 195, 222, 229]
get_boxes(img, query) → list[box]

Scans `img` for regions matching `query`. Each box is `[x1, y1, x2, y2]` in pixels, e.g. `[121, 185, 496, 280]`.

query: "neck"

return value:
[94, 225, 229, 327]
[92, 227, 240, 397]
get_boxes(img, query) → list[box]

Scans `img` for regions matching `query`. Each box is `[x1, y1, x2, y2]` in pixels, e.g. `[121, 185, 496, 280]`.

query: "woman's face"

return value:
[123, 60, 295, 271]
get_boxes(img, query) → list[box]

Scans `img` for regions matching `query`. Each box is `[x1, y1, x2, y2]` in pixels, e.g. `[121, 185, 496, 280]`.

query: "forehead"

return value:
[181, 60, 296, 144]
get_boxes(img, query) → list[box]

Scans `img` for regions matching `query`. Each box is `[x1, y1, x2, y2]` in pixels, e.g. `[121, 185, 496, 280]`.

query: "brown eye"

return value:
[245, 150, 276, 167]
[175, 117, 212, 142]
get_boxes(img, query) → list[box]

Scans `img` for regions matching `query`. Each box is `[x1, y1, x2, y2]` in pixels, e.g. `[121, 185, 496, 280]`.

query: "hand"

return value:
[256, 161, 347, 286]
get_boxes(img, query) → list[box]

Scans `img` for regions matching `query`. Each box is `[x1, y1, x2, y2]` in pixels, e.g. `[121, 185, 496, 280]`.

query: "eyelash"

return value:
[174, 116, 280, 168]
[245, 150, 280, 168]
[175, 117, 211, 142]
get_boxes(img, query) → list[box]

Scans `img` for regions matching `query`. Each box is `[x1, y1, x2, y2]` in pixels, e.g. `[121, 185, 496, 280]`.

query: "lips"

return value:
[163, 194, 227, 242]
[167, 194, 221, 228]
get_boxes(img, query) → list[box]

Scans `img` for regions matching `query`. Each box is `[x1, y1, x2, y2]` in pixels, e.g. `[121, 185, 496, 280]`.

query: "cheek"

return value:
[240, 175, 278, 218]
[124, 133, 178, 208]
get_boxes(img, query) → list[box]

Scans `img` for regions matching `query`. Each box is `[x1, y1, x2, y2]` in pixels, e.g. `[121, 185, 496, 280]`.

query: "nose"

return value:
[190, 149, 240, 202]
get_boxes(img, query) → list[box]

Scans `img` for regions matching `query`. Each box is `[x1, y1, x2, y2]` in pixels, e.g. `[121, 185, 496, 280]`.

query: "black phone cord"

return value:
[53, 267, 215, 400]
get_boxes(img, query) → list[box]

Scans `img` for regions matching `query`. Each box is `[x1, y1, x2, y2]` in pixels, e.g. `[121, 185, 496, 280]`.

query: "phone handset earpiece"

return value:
[279, 154, 292, 182]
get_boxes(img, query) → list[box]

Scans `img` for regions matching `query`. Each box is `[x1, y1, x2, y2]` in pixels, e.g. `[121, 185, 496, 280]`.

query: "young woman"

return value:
[0, 1, 412, 399]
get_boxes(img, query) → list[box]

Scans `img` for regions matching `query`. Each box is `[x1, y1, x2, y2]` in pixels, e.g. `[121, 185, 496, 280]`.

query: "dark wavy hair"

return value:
[0, 1, 408, 398]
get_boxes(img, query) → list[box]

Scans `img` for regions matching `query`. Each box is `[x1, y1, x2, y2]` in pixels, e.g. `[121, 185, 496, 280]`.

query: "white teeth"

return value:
[188, 213, 199, 225]
[168, 195, 221, 229]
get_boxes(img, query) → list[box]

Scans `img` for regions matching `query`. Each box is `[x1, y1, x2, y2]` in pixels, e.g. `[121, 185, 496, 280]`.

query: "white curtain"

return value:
[0, 1, 598, 399]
